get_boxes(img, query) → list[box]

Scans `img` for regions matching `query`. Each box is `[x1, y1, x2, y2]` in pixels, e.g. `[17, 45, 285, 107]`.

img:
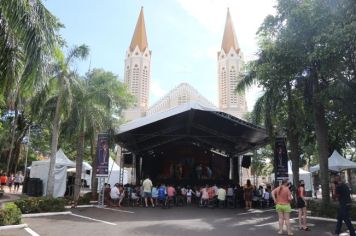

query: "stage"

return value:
[115, 102, 269, 185]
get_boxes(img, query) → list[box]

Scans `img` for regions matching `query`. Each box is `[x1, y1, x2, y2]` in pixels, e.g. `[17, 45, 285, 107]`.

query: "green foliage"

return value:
[308, 199, 356, 219]
[0, 203, 22, 226]
[14, 197, 65, 214]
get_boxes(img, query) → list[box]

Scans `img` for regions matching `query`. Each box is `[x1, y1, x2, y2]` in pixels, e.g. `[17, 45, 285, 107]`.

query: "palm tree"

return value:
[61, 69, 133, 204]
[0, 0, 61, 174]
[31, 45, 89, 197]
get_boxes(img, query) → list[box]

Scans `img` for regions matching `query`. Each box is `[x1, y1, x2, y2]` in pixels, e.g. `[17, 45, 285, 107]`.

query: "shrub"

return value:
[14, 197, 40, 214]
[14, 197, 65, 214]
[308, 199, 356, 219]
[78, 192, 92, 205]
[38, 197, 65, 212]
[0, 203, 22, 226]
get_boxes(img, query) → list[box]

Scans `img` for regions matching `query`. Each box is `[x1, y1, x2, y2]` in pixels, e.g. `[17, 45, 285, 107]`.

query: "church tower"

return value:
[123, 7, 151, 121]
[217, 9, 247, 119]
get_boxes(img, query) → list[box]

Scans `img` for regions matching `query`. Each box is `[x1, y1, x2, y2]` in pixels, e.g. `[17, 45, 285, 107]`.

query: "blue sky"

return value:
[44, 0, 276, 110]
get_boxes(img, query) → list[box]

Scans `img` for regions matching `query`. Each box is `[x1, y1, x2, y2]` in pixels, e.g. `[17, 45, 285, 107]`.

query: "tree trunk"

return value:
[6, 108, 18, 174]
[91, 133, 98, 198]
[313, 98, 330, 203]
[73, 130, 85, 205]
[286, 81, 300, 188]
[47, 92, 62, 197]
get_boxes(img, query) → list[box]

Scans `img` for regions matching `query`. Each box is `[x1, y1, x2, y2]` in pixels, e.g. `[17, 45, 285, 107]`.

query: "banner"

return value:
[96, 133, 109, 177]
[274, 137, 288, 181]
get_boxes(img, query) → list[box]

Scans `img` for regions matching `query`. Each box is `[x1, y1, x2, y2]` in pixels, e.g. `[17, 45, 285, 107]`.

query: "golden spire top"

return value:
[221, 8, 240, 54]
[129, 7, 148, 52]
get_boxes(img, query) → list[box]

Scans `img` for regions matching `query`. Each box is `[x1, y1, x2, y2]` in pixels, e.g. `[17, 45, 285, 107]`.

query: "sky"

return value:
[44, 0, 276, 111]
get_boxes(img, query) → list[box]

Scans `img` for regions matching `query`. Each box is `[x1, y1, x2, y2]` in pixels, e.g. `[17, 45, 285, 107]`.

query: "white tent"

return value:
[310, 150, 356, 173]
[30, 149, 75, 198]
[67, 161, 93, 188]
[271, 161, 313, 192]
[288, 161, 313, 192]
[103, 157, 129, 187]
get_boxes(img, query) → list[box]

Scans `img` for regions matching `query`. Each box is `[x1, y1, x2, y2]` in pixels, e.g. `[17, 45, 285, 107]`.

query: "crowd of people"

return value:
[0, 171, 24, 193]
[102, 176, 277, 210]
[101, 176, 324, 235]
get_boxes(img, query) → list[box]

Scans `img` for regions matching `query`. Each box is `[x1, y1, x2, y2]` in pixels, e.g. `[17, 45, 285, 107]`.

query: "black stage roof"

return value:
[115, 102, 269, 156]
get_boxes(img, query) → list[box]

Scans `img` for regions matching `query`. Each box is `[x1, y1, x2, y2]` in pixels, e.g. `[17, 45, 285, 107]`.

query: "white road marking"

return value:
[22, 211, 71, 218]
[24, 227, 40, 236]
[100, 207, 135, 214]
[237, 209, 275, 215]
[70, 213, 117, 225]
[255, 217, 298, 227]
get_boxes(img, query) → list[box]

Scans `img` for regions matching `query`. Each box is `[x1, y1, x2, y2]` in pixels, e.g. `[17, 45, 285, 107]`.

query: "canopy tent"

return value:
[115, 101, 269, 184]
[104, 157, 129, 187]
[67, 161, 93, 188]
[30, 149, 75, 197]
[288, 161, 313, 192]
[271, 161, 313, 192]
[310, 150, 356, 173]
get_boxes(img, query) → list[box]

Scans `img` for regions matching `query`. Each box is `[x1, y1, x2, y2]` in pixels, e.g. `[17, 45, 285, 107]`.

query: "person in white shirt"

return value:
[110, 184, 120, 206]
[186, 188, 193, 204]
[142, 176, 154, 207]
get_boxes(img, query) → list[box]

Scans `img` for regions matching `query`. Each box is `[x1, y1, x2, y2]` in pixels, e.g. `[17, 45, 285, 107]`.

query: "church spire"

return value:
[129, 7, 148, 52]
[221, 8, 240, 54]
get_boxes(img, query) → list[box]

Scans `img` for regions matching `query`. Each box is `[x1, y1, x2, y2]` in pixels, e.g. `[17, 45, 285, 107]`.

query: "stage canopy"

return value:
[115, 102, 269, 156]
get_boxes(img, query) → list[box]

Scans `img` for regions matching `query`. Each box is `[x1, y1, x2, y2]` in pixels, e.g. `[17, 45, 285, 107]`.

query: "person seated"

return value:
[166, 184, 176, 207]
[131, 190, 140, 206]
[110, 183, 120, 207]
[263, 188, 271, 207]
[217, 186, 227, 208]
[201, 185, 209, 207]
[104, 183, 112, 206]
[152, 185, 159, 206]
[157, 184, 167, 208]
[118, 185, 125, 207]
[226, 185, 235, 208]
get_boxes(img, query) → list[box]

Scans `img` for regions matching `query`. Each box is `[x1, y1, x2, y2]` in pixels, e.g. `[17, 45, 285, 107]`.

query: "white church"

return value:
[122, 7, 247, 121]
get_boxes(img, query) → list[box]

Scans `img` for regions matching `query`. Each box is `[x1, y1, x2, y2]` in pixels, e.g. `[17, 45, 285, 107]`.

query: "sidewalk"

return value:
[0, 187, 24, 207]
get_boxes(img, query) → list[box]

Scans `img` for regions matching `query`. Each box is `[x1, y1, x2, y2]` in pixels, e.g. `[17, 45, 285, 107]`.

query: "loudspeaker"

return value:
[123, 153, 133, 165]
[241, 155, 251, 168]
[27, 178, 43, 197]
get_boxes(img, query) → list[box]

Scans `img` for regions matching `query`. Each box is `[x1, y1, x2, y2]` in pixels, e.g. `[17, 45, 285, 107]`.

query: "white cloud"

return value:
[150, 79, 166, 98]
[246, 85, 263, 112]
[176, 0, 276, 62]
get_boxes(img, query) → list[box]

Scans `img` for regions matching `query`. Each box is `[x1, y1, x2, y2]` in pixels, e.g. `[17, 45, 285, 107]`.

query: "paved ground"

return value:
[1, 206, 355, 236]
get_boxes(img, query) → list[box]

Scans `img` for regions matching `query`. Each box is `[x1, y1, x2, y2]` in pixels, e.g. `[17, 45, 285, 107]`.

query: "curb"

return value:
[308, 216, 356, 224]
[22, 211, 71, 218]
[65, 204, 96, 209]
[0, 223, 28, 231]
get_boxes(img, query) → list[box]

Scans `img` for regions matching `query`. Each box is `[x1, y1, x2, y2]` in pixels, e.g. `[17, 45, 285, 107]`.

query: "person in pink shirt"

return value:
[166, 184, 176, 207]
[272, 179, 293, 235]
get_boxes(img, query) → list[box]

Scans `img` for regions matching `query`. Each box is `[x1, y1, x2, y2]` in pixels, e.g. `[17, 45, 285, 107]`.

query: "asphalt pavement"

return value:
[1, 206, 354, 236]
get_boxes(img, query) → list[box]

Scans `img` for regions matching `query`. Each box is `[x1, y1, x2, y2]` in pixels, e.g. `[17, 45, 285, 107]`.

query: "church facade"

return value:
[123, 8, 247, 121]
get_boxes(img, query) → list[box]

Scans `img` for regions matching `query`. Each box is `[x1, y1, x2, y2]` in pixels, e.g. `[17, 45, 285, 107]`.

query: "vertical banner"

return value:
[96, 133, 109, 177]
[274, 137, 288, 182]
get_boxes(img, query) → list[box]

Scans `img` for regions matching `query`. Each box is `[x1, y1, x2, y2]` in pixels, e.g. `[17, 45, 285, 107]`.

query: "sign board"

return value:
[96, 133, 109, 177]
[274, 137, 288, 181]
